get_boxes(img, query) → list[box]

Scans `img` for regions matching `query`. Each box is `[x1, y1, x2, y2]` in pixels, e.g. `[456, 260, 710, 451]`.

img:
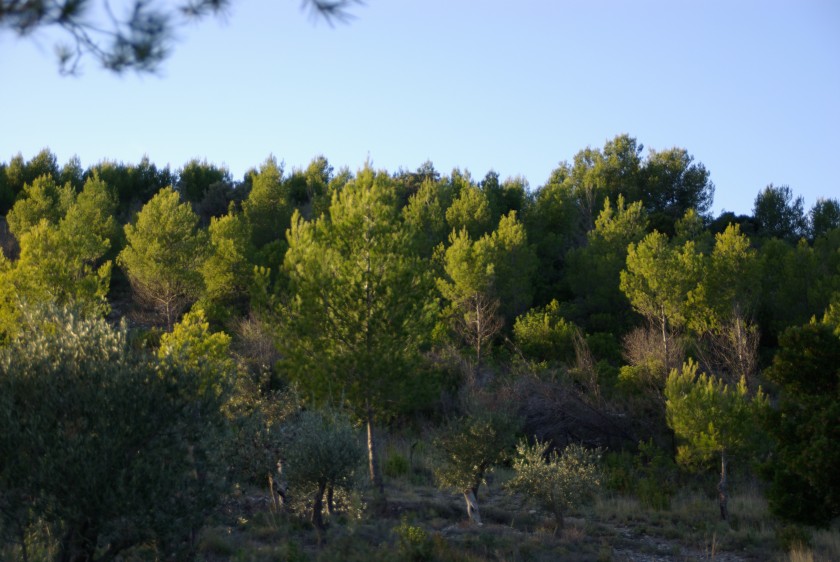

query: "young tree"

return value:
[691, 224, 761, 384]
[438, 211, 536, 369]
[620, 232, 702, 369]
[505, 440, 602, 530]
[0, 149, 60, 214]
[242, 156, 291, 252]
[665, 360, 768, 521]
[433, 408, 521, 524]
[277, 410, 364, 530]
[0, 174, 119, 340]
[280, 166, 436, 508]
[200, 209, 254, 319]
[158, 307, 235, 398]
[513, 299, 579, 365]
[402, 176, 455, 258]
[119, 186, 207, 329]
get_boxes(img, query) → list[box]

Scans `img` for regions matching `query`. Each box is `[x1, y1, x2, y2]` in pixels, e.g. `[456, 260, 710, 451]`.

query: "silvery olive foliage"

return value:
[505, 439, 602, 529]
[277, 410, 364, 528]
[0, 305, 230, 561]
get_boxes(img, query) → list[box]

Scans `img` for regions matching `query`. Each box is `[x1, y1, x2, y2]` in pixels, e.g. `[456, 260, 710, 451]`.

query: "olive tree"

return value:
[0, 305, 230, 561]
[505, 440, 602, 530]
[433, 408, 521, 525]
[276, 410, 364, 530]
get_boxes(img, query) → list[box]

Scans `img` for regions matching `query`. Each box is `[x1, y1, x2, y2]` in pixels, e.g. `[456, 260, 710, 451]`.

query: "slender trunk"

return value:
[718, 451, 729, 521]
[550, 493, 565, 531]
[463, 489, 482, 525]
[474, 298, 482, 383]
[661, 312, 669, 370]
[18, 526, 29, 562]
[366, 406, 386, 511]
[554, 510, 565, 531]
[312, 480, 327, 530]
[326, 485, 335, 514]
[59, 521, 98, 562]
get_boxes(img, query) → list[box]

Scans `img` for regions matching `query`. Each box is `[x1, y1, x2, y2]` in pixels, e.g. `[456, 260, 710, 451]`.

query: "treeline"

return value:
[1, 135, 839, 559]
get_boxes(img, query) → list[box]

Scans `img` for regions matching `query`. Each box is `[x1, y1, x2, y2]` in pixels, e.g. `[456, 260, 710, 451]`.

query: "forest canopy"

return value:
[1, 136, 839, 559]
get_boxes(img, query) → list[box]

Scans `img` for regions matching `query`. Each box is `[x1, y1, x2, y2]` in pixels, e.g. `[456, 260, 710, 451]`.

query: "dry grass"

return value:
[190, 431, 833, 562]
[801, 526, 840, 562]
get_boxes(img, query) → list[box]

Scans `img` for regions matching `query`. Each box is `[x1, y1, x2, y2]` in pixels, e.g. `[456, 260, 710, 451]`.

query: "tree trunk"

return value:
[718, 451, 729, 521]
[550, 494, 565, 531]
[463, 489, 482, 525]
[312, 480, 327, 530]
[366, 407, 386, 512]
[326, 484, 335, 514]
[553, 509, 565, 531]
[59, 520, 98, 562]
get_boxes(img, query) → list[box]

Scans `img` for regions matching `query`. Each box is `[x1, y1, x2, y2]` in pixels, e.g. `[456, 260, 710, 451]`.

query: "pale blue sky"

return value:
[1, 0, 838, 215]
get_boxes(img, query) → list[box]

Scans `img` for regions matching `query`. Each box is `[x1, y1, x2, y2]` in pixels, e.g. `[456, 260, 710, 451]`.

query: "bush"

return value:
[394, 518, 434, 562]
[385, 451, 410, 479]
[633, 439, 678, 510]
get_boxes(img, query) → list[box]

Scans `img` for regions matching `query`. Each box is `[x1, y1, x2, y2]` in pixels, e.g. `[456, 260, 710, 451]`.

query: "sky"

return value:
[1, 0, 838, 216]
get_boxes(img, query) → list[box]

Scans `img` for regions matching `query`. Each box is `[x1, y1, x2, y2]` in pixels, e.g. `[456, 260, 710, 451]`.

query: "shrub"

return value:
[385, 451, 410, 479]
[394, 518, 434, 562]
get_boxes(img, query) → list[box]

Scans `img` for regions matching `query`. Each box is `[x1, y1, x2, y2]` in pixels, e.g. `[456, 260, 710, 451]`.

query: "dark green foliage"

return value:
[433, 403, 522, 499]
[0, 149, 60, 214]
[753, 184, 808, 242]
[809, 197, 840, 239]
[756, 238, 836, 339]
[762, 322, 840, 525]
[0, 306, 229, 561]
[603, 441, 676, 510]
[565, 195, 647, 332]
[384, 452, 410, 479]
[640, 147, 714, 234]
[177, 158, 231, 203]
[243, 156, 292, 253]
[86, 156, 175, 218]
